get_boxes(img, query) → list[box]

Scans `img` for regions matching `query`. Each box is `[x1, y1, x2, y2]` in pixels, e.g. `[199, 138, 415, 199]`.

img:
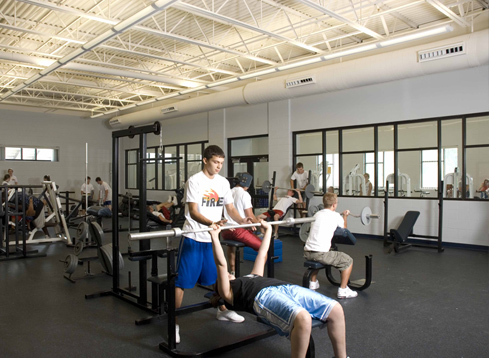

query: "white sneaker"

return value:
[167, 196, 172, 203]
[309, 280, 320, 290]
[337, 286, 358, 299]
[175, 324, 180, 344]
[216, 309, 245, 322]
[172, 196, 178, 206]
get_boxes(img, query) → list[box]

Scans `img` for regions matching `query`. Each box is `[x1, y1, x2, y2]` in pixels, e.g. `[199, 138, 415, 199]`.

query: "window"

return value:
[5, 147, 57, 161]
[421, 148, 458, 189]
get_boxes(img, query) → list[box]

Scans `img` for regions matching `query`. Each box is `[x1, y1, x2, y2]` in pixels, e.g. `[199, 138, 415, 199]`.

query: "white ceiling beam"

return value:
[14, 0, 277, 66]
[174, 2, 323, 54]
[426, 0, 471, 27]
[0, 0, 180, 102]
[297, 0, 385, 40]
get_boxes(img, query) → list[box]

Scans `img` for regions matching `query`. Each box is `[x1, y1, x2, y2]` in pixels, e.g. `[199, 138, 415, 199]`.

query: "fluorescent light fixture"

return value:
[136, 98, 157, 106]
[179, 85, 206, 95]
[24, 74, 43, 85]
[123, 104, 137, 109]
[379, 25, 453, 47]
[105, 109, 120, 114]
[91, 113, 105, 118]
[277, 57, 323, 71]
[57, 48, 85, 64]
[239, 68, 278, 80]
[323, 43, 380, 60]
[207, 77, 239, 88]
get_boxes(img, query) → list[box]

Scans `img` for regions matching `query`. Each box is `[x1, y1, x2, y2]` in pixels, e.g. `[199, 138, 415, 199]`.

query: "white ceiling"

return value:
[0, 0, 487, 118]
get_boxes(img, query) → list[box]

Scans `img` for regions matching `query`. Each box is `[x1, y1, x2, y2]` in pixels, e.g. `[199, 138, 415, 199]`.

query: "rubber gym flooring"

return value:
[0, 218, 487, 358]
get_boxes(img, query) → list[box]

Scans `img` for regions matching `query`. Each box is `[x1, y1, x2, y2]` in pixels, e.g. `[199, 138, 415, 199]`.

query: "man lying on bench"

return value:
[304, 192, 357, 299]
[209, 220, 349, 358]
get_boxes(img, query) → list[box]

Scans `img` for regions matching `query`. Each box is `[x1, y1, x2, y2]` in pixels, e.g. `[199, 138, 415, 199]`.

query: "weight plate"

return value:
[64, 254, 78, 274]
[74, 240, 84, 256]
[76, 222, 88, 241]
[307, 205, 319, 218]
[98, 244, 124, 275]
[299, 222, 311, 243]
[304, 184, 316, 199]
[89, 222, 104, 247]
[361, 207, 372, 226]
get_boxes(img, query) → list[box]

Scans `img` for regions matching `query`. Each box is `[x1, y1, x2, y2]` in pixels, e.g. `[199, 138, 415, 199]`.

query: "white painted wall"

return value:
[119, 64, 489, 247]
[0, 108, 112, 200]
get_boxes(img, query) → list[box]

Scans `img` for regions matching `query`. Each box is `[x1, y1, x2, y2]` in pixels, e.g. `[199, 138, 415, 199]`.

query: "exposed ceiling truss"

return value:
[0, 0, 486, 117]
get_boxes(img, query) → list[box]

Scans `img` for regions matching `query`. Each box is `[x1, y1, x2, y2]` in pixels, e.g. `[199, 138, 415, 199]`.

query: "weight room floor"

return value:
[1, 220, 487, 358]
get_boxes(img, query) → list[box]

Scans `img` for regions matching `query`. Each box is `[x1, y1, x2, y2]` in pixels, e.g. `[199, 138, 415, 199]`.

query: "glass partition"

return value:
[342, 153, 365, 196]
[231, 136, 268, 156]
[343, 127, 374, 152]
[296, 155, 323, 192]
[467, 147, 489, 199]
[398, 121, 437, 149]
[442, 119, 462, 198]
[378, 125, 394, 196]
[326, 131, 339, 193]
[466, 115, 489, 146]
[296, 132, 322, 155]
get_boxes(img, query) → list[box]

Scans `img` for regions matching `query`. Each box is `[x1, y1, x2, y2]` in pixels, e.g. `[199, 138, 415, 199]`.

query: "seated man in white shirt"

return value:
[257, 186, 303, 238]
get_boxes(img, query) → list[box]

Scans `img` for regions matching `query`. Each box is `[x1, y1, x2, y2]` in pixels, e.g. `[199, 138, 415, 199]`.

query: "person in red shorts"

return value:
[222, 173, 262, 275]
[258, 186, 303, 239]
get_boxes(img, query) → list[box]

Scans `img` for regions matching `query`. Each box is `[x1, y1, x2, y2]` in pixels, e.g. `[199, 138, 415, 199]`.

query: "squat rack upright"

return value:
[86, 121, 161, 312]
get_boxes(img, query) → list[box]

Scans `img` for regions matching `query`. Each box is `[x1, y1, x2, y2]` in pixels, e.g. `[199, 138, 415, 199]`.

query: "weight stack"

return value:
[243, 239, 282, 263]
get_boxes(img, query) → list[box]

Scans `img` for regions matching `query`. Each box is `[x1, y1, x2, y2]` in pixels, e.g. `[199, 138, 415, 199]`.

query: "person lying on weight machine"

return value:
[257, 187, 303, 239]
[209, 220, 349, 358]
[303, 192, 357, 298]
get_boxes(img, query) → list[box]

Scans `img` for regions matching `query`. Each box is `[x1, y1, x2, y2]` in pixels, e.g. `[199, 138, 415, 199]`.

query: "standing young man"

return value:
[95, 177, 112, 210]
[175, 145, 251, 343]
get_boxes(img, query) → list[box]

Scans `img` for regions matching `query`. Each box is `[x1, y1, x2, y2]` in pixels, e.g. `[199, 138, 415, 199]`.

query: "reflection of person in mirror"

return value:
[361, 173, 372, 196]
[478, 178, 489, 199]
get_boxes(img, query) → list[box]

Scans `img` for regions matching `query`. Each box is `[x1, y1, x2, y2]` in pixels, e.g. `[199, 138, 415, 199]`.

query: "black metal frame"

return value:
[292, 111, 489, 201]
[85, 122, 162, 313]
[383, 180, 444, 253]
[0, 185, 46, 261]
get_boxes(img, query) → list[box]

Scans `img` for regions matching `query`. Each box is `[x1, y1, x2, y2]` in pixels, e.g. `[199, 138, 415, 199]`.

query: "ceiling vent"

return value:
[418, 42, 465, 62]
[109, 118, 121, 126]
[161, 106, 178, 114]
[285, 75, 316, 89]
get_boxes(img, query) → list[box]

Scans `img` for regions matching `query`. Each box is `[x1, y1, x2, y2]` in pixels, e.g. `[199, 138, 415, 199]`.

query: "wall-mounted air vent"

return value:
[418, 42, 465, 62]
[285, 75, 316, 89]
[109, 118, 120, 125]
[161, 106, 178, 114]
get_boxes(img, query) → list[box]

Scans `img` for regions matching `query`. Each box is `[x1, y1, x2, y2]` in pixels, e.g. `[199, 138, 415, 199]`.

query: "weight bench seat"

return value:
[302, 255, 373, 291]
[387, 211, 420, 253]
[147, 274, 168, 286]
[221, 240, 246, 277]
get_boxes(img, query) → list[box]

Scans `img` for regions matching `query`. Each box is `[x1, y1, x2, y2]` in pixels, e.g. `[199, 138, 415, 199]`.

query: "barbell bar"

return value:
[343, 206, 380, 226]
[128, 217, 315, 242]
[260, 180, 322, 199]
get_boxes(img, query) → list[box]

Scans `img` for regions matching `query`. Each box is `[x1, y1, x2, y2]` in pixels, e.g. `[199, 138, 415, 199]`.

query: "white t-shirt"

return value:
[304, 209, 344, 252]
[273, 196, 298, 213]
[99, 181, 112, 202]
[183, 171, 233, 243]
[224, 186, 252, 225]
[291, 170, 308, 189]
[81, 183, 94, 196]
[8, 175, 18, 185]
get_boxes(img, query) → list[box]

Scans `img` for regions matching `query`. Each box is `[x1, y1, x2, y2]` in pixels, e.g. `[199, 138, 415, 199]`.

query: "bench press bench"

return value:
[302, 228, 373, 291]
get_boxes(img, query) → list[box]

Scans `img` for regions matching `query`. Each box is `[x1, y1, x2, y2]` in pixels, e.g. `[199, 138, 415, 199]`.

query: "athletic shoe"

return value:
[172, 196, 178, 206]
[175, 324, 180, 344]
[309, 280, 320, 290]
[216, 309, 245, 323]
[167, 196, 172, 203]
[337, 286, 358, 299]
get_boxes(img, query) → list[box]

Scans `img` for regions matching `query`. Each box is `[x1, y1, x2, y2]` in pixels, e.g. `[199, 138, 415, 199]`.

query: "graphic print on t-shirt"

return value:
[202, 189, 224, 207]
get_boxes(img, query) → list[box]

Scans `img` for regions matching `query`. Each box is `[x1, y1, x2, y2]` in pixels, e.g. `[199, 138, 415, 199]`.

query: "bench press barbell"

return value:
[259, 180, 322, 199]
[128, 217, 315, 241]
